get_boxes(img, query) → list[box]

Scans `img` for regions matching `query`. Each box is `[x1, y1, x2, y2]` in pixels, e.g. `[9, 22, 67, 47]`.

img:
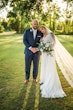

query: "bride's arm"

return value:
[40, 38, 43, 42]
[50, 32, 56, 47]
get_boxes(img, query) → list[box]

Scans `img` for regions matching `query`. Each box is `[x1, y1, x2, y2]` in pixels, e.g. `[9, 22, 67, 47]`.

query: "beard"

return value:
[33, 26, 38, 30]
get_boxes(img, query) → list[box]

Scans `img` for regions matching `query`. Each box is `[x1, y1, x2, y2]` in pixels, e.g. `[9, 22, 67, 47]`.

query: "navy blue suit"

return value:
[23, 28, 43, 80]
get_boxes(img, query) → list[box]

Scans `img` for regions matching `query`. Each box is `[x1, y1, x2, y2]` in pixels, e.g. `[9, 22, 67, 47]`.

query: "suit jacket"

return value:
[23, 28, 43, 55]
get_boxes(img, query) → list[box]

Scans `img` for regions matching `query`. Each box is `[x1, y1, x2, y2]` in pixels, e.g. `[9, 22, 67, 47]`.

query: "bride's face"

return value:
[40, 27, 46, 34]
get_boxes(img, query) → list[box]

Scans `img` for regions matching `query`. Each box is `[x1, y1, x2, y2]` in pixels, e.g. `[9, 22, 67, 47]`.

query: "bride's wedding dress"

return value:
[40, 31, 66, 98]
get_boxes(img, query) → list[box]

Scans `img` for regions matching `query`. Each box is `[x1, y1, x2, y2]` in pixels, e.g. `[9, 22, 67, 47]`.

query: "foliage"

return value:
[0, 0, 73, 33]
[8, 17, 16, 30]
[38, 42, 53, 53]
[7, 15, 31, 33]
[1, 20, 9, 30]
[0, 23, 4, 33]
[0, 0, 9, 9]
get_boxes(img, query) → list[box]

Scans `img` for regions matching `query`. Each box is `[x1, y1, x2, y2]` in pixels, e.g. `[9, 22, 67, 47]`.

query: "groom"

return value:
[23, 20, 43, 83]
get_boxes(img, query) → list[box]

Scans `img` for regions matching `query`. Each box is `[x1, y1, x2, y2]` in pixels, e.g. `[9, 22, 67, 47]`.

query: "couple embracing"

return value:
[23, 20, 66, 98]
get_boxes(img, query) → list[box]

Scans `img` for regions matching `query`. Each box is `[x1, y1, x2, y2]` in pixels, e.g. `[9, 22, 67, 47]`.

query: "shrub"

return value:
[0, 23, 4, 33]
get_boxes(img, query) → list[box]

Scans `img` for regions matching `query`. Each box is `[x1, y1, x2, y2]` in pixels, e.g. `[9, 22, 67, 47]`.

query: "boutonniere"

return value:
[30, 29, 33, 32]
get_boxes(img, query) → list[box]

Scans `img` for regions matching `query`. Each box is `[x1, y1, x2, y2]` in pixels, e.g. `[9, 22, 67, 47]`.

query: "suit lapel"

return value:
[30, 28, 34, 40]
[29, 28, 39, 41]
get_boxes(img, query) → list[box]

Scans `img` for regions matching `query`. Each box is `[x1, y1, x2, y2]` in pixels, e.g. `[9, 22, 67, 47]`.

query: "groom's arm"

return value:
[23, 30, 31, 48]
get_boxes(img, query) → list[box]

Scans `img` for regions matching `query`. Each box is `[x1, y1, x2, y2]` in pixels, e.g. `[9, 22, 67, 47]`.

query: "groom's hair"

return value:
[32, 19, 39, 24]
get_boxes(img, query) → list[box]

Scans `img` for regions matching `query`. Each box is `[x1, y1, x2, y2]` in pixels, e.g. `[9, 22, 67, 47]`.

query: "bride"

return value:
[39, 26, 66, 98]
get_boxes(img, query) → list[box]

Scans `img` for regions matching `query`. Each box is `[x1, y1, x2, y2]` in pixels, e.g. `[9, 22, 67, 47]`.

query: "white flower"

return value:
[40, 49, 43, 52]
[45, 42, 50, 47]
[43, 47, 45, 49]
[38, 41, 53, 55]
[45, 47, 47, 50]
[41, 42, 43, 44]
[49, 48, 50, 51]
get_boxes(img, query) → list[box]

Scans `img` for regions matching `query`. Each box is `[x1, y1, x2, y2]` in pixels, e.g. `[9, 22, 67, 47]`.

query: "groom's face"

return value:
[32, 21, 38, 29]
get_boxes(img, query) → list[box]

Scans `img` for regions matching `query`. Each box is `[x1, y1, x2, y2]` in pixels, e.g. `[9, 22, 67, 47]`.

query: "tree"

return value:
[1, 0, 73, 34]
[0, 0, 9, 9]
[61, 0, 73, 33]
[7, 0, 43, 33]
[0, 23, 4, 32]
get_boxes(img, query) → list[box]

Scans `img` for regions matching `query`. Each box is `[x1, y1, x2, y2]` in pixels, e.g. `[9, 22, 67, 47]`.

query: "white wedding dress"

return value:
[40, 31, 66, 98]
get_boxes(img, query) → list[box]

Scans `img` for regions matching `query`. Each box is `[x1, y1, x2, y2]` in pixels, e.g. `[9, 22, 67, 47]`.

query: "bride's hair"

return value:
[40, 26, 52, 33]
[40, 26, 55, 42]
[40, 25, 46, 29]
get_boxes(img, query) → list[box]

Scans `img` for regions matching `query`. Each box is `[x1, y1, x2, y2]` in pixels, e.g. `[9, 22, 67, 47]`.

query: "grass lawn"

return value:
[0, 32, 73, 110]
[57, 35, 73, 56]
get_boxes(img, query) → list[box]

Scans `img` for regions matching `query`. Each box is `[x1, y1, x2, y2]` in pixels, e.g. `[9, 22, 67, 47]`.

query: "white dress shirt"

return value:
[29, 28, 37, 50]
[32, 28, 37, 39]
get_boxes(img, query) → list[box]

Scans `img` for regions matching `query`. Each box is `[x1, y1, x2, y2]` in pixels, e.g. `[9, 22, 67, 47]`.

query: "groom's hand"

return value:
[29, 47, 39, 53]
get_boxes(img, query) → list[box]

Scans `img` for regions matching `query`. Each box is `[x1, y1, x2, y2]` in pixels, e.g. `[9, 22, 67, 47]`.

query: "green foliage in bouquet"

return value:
[38, 42, 54, 52]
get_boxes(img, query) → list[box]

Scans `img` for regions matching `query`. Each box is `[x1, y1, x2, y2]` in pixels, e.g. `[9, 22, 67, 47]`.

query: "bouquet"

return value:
[38, 42, 54, 55]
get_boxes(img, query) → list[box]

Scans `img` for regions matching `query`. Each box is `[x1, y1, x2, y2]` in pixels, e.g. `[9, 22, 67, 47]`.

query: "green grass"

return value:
[0, 32, 73, 110]
[57, 35, 73, 56]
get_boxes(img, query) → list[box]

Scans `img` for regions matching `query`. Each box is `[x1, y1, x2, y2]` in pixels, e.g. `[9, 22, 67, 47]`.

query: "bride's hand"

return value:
[40, 38, 43, 42]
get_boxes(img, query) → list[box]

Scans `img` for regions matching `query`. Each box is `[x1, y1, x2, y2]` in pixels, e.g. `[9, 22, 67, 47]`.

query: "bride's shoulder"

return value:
[49, 32, 55, 39]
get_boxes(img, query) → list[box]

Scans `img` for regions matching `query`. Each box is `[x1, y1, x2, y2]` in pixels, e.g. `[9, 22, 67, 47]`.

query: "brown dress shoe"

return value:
[24, 80, 29, 84]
